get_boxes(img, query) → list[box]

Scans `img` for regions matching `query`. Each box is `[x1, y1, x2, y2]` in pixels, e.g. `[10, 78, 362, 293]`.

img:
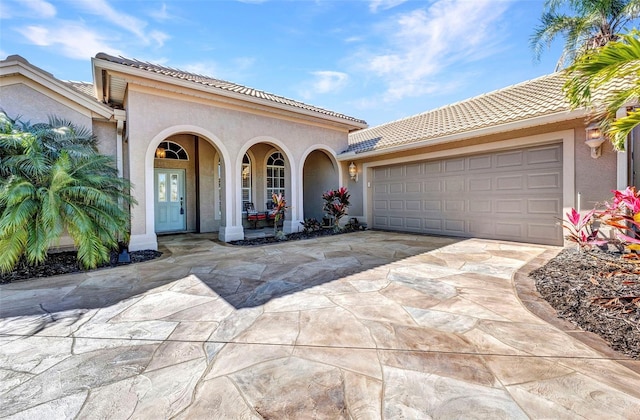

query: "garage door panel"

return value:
[406, 218, 422, 229]
[406, 164, 421, 176]
[468, 155, 492, 170]
[406, 182, 422, 193]
[469, 200, 491, 213]
[469, 178, 492, 191]
[495, 222, 523, 238]
[496, 151, 524, 167]
[374, 183, 388, 194]
[444, 178, 465, 193]
[371, 143, 563, 245]
[496, 175, 524, 190]
[495, 199, 524, 213]
[444, 219, 465, 233]
[373, 200, 388, 210]
[406, 200, 421, 211]
[528, 172, 561, 189]
[527, 146, 561, 165]
[527, 198, 560, 214]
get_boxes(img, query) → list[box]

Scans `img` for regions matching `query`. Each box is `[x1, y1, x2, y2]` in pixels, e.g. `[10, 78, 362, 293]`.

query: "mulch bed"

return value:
[0, 249, 162, 284]
[530, 248, 640, 359]
[229, 227, 352, 246]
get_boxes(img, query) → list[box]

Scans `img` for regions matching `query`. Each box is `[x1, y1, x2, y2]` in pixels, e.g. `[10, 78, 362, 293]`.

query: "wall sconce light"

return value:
[585, 123, 606, 159]
[349, 162, 358, 181]
[155, 147, 166, 159]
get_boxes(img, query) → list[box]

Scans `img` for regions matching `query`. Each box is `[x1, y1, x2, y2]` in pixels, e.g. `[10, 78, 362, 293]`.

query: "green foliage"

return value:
[564, 30, 640, 150]
[322, 187, 350, 231]
[300, 218, 322, 233]
[530, 0, 640, 69]
[0, 110, 135, 272]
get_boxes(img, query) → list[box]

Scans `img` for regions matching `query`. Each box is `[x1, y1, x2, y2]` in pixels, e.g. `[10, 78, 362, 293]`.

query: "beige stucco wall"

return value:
[92, 120, 117, 158]
[124, 85, 350, 248]
[303, 150, 338, 222]
[0, 82, 92, 130]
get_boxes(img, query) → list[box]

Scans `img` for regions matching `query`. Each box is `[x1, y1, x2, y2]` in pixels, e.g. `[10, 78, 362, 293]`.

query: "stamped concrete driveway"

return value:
[1, 231, 640, 419]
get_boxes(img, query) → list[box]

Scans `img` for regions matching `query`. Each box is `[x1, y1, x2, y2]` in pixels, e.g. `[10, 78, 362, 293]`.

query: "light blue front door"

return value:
[155, 169, 186, 233]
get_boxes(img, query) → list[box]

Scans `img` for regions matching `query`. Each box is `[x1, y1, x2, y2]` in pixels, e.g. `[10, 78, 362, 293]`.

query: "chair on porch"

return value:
[266, 201, 278, 225]
[244, 202, 266, 229]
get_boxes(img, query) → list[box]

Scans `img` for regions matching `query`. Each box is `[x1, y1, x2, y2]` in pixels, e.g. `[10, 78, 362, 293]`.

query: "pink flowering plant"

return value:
[322, 187, 350, 231]
[598, 186, 640, 250]
[562, 208, 607, 249]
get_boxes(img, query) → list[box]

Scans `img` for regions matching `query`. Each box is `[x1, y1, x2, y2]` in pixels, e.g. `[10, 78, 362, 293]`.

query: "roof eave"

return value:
[1, 55, 113, 119]
[339, 109, 589, 160]
[92, 56, 368, 130]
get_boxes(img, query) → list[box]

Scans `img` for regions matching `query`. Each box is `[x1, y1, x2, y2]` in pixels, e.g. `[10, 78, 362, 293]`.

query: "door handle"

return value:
[180, 197, 184, 215]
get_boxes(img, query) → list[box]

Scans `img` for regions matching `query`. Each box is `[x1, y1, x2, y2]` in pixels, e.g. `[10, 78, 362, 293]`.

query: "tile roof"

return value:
[95, 53, 366, 126]
[64, 81, 96, 99]
[346, 72, 574, 154]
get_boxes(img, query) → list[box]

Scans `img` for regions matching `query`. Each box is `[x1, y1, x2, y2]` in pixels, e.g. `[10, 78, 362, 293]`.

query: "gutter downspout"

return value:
[616, 106, 629, 190]
[114, 109, 126, 178]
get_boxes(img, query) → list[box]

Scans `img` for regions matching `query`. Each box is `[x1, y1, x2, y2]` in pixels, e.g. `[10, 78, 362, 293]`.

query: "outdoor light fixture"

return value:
[155, 147, 166, 159]
[349, 162, 358, 181]
[585, 122, 606, 159]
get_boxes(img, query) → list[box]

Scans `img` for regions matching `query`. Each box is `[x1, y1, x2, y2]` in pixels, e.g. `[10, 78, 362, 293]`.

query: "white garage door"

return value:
[371, 144, 563, 245]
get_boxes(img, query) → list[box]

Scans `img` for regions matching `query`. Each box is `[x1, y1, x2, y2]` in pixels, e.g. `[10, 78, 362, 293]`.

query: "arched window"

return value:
[266, 152, 285, 199]
[241, 154, 251, 209]
[155, 141, 189, 160]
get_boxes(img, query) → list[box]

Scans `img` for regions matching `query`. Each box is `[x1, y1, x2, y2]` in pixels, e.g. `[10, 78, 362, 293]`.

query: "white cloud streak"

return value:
[357, 0, 511, 102]
[21, 0, 56, 18]
[369, 0, 408, 13]
[72, 0, 169, 47]
[300, 70, 349, 100]
[17, 22, 123, 59]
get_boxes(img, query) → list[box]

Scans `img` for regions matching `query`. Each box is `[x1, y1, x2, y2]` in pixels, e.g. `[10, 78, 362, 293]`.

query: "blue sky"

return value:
[1, 0, 566, 126]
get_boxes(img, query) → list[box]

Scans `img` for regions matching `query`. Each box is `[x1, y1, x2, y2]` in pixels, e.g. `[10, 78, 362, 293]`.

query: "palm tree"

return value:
[531, 0, 640, 69]
[0, 111, 135, 272]
[564, 30, 640, 150]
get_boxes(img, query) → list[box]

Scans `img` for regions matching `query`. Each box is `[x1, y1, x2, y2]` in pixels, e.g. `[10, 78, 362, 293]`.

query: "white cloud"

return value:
[17, 22, 123, 60]
[356, 0, 511, 102]
[149, 3, 170, 21]
[299, 70, 349, 100]
[72, 0, 169, 47]
[21, 0, 56, 18]
[369, 0, 408, 13]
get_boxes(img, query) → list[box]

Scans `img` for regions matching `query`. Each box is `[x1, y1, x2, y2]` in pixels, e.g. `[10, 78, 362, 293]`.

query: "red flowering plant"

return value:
[271, 193, 289, 239]
[322, 187, 350, 231]
[597, 186, 640, 253]
[562, 208, 607, 250]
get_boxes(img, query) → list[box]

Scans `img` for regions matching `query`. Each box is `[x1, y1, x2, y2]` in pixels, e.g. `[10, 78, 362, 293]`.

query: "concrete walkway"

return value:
[1, 231, 639, 418]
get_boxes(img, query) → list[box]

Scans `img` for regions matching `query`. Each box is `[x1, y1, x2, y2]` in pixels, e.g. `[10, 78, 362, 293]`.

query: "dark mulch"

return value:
[530, 248, 640, 359]
[229, 227, 355, 246]
[0, 249, 162, 284]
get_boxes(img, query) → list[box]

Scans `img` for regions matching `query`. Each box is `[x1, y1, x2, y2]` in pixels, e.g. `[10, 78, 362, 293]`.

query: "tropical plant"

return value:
[564, 30, 640, 150]
[598, 186, 640, 250]
[271, 192, 288, 239]
[322, 187, 350, 231]
[300, 217, 321, 233]
[0, 111, 135, 272]
[561, 207, 607, 248]
[531, 0, 640, 69]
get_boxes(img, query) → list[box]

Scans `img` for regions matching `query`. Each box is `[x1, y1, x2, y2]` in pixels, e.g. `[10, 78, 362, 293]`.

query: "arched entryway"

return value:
[237, 138, 294, 232]
[302, 149, 339, 222]
[151, 132, 227, 236]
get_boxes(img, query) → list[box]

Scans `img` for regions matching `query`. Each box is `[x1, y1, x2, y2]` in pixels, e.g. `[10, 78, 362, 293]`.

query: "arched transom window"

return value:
[266, 152, 285, 199]
[241, 153, 252, 209]
[155, 141, 189, 160]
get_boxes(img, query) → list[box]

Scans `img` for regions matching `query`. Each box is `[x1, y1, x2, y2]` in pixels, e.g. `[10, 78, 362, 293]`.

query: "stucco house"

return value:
[1, 53, 637, 250]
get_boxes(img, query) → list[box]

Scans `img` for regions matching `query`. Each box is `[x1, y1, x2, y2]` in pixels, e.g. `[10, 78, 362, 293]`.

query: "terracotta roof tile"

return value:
[346, 73, 572, 154]
[95, 53, 366, 126]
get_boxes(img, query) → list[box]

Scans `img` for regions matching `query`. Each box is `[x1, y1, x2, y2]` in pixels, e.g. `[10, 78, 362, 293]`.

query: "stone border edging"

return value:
[513, 248, 640, 374]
